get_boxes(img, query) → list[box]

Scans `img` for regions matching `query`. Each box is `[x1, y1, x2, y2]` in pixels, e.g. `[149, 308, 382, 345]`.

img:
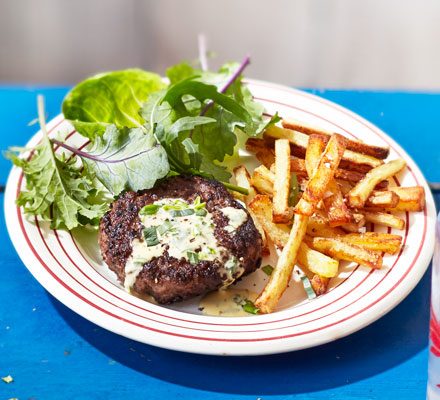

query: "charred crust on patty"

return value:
[99, 175, 263, 304]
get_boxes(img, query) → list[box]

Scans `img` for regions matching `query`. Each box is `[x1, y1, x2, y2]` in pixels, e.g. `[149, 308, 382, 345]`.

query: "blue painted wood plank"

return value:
[1, 88, 438, 400]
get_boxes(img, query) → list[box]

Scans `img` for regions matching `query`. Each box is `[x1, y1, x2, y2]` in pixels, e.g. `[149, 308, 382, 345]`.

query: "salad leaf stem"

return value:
[198, 33, 209, 71]
[200, 55, 251, 116]
[51, 139, 162, 164]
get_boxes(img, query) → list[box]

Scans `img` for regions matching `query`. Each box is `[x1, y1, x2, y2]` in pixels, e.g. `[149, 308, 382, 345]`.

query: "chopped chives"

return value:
[261, 265, 274, 276]
[140, 204, 160, 215]
[300, 275, 317, 300]
[171, 208, 194, 217]
[143, 226, 159, 246]
[157, 220, 173, 235]
[195, 208, 207, 216]
[242, 300, 259, 315]
[187, 251, 199, 264]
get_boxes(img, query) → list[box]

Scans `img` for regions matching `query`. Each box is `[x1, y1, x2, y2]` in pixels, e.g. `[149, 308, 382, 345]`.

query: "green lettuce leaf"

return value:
[82, 125, 170, 195]
[62, 69, 166, 138]
[6, 126, 107, 230]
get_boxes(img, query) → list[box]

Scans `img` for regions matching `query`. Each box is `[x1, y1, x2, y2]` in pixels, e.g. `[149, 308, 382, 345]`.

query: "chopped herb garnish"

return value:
[171, 208, 194, 217]
[187, 251, 199, 264]
[143, 226, 159, 246]
[261, 265, 274, 276]
[193, 196, 206, 210]
[242, 300, 259, 315]
[208, 247, 216, 254]
[157, 220, 173, 235]
[300, 275, 317, 300]
[140, 204, 160, 215]
[195, 208, 207, 216]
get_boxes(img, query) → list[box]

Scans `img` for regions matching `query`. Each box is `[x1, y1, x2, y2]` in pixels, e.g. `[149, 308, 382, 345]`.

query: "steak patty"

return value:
[99, 175, 263, 304]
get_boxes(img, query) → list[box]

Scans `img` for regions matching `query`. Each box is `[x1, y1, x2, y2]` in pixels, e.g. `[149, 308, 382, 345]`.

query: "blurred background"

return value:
[1, 0, 440, 89]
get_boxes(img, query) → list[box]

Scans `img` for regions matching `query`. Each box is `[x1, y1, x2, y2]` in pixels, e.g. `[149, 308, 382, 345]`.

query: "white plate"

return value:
[4, 80, 436, 356]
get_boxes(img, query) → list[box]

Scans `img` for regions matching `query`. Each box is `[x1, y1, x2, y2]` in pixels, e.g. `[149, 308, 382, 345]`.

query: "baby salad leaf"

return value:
[81, 125, 170, 195]
[63, 69, 166, 139]
[7, 96, 107, 230]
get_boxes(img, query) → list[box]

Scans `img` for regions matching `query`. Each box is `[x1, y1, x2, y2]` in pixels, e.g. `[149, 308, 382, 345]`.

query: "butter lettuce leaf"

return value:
[63, 69, 166, 138]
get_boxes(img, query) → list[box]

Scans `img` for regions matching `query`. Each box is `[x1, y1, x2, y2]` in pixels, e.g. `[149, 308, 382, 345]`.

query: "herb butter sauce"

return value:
[199, 289, 258, 317]
[124, 197, 248, 292]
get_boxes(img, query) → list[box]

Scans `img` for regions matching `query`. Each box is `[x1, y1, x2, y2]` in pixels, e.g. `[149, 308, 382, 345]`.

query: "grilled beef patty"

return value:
[99, 175, 263, 304]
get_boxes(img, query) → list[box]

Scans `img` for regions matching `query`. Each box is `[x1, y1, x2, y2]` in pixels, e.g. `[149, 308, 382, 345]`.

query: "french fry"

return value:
[251, 165, 274, 195]
[282, 118, 390, 159]
[264, 125, 383, 171]
[347, 159, 406, 208]
[273, 139, 293, 223]
[233, 166, 269, 254]
[307, 215, 346, 237]
[363, 211, 406, 230]
[365, 190, 400, 208]
[305, 134, 326, 176]
[246, 138, 276, 167]
[248, 195, 290, 248]
[310, 275, 330, 296]
[387, 186, 425, 212]
[255, 213, 309, 314]
[294, 134, 347, 216]
[340, 213, 366, 232]
[308, 237, 383, 269]
[338, 232, 402, 254]
[324, 180, 354, 227]
[297, 242, 339, 278]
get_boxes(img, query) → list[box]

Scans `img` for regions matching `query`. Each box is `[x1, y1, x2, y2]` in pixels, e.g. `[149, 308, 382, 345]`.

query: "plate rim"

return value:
[4, 82, 436, 355]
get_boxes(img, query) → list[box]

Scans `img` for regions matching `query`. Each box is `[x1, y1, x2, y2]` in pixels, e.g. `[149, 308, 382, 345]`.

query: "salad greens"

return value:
[7, 56, 279, 230]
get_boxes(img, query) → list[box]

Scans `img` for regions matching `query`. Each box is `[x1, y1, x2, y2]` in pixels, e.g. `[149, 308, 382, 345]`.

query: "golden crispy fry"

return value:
[264, 125, 383, 171]
[255, 214, 309, 314]
[294, 134, 347, 216]
[305, 134, 326, 177]
[340, 213, 366, 233]
[387, 186, 425, 212]
[363, 211, 406, 230]
[307, 215, 346, 237]
[308, 237, 383, 269]
[339, 232, 402, 254]
[248, 195, 290, 248]
[251, 165, 275, 195]
[233, 166, 269, 254]
[247, 201, 339, 279]
[365, 190, 400, 208]
[324, 180, 354, 227]
[347, 159, 406, 208]
[245, 138, 276, 168]
[282, 118, 390, 159]
[273, 139, 293, 223]
[310, 275, 330, 296]
[297, 242, 339, 278]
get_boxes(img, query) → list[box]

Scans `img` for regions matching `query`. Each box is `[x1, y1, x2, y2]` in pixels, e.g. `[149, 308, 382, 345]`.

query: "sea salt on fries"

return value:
[347, 159, 406, 208]
[273, 139, 293, 223]
[387, 186, 425, 212]
[294, 134, 347, 216]
[243, 117, 424, 313]
[338, 232, 402, 255]
[365, 190, 400, 208]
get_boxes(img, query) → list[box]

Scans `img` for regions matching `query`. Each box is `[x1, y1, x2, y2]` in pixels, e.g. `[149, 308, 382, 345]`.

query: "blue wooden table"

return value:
[1, 88, 439, 400]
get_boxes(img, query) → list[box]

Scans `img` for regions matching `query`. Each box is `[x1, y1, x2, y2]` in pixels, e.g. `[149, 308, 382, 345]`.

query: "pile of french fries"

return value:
[234, 118, 425, 314]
